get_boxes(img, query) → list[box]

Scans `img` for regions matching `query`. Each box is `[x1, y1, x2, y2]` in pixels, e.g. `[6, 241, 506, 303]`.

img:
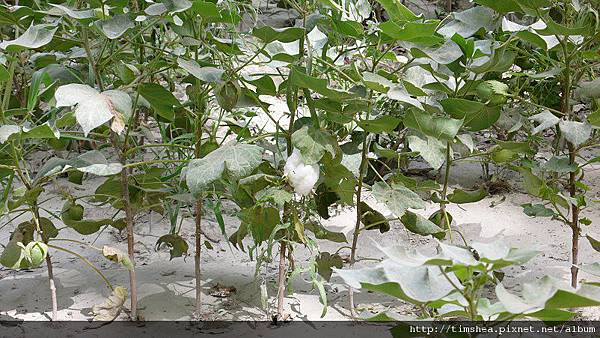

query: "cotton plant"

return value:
[336, 239, 600, 321]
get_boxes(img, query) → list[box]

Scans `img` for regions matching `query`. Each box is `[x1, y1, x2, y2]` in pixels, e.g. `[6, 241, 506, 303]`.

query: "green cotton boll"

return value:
[25, 241, 48, 268]
[214, 80, 241, 111]
[64, 202, 84, 221]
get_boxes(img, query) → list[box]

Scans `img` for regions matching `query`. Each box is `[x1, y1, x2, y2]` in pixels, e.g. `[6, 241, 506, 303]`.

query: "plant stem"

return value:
[120, 164, 138, 318]
[569, 144, 580, 288]
[1, 53, 17, 117]
[560, 38, 579, 288]
[81, 27, 103, 91]
[111, 130, 138, 319]
[193, 199, 203, 316]
[348, 135, 370, 317]
[193, 109, 204, 318]
[276, 241, 287, 319]
[440, 141, 453, 241]
[31, 203, 58, 320]
[45, 254, 58, 320]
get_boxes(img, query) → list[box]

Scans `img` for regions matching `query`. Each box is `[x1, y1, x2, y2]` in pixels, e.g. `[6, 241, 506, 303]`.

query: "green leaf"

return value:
[372, 182, 425, 218]
[177, 58, 224, 83]
[252, 26, 305, 43]
[246, 75, 277, 96]
[61, 201, 113, 235]
[289, 66, 353, 101]
[360, 201, 390, 233]
[472, 241, 538, 268]
[474, 0, 522, 13]
[559, 121, 592, 147]
[471, 46, 516, 73]
[535, 16, 592, 37]
[256, 187, 293, 207]
[38, 218, 59, 239]
[0, 24, 57, 51]
[0, 226, 48, 269]
[138, 83, 180, 121]
[102, 245, 133, 270]
[497, 276, 600, 314]
[404, 109, 462, 140]
[0, 235, 26, 269]
[400, 211, 445, 239]
[36, 150, 122, 180]
[521, 203, 555, 217]
[541, 156, 577, 173]
[185, 143, 263, 196]
[407, 135, 446, 170]
[357, 115, 401, 133]
[588, 110, 600, 127]
[438, 7, 498, 39]
[335, 262, 458, 304]
[379, 21, 439, 43]
[333, 19, 364, 38]
[292, 126, 339, 164]
[190, 1, 240, 23]
[240, 206, 280, 244]
[448, 188, 487, 204]
[514, 0, 552, 9]
[362, 72, 393, 92]
[410, 40, 463, 65]
[305, 222, 347, 243]
[49, 4, 96, 20]
[155, 234, 189, 260]
[586, 235, 600, 253]
[375, 0, 417, 21]
[0, 64, 8, 82]
[316, 252, 343, 281]
[441, 98, 500, 131]
[527, 308, 576, 322]
[96, 14, 135, 39]
[163, 0, 193, 12]
[24, 123, 60, 140]
[517, 167, 543, 197]
[8, 187, 43, 211]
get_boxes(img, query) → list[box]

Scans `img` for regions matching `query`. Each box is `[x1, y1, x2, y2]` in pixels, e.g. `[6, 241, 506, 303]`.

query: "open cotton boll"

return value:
[284, 148, 319, 196]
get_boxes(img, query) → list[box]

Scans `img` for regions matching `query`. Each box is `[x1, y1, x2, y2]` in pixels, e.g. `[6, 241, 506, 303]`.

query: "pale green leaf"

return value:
[0, 24, 57, 51]
[371, 181, 425, 217]
[185, 143, 263, 196]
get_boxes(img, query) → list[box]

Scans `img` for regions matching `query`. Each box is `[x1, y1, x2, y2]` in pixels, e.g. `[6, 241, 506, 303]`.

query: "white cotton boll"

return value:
[284, 149, 320, 196]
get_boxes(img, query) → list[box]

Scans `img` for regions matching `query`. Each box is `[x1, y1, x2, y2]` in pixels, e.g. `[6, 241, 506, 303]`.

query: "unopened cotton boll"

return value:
[284, 148, 320, 196]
